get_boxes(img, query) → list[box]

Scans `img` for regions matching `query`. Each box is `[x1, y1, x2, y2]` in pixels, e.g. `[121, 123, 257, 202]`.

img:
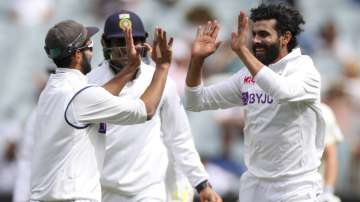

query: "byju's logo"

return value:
[241, 92, 273, 105]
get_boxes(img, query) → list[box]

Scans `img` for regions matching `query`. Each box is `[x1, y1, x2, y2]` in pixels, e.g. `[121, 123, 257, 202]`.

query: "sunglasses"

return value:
[77, 40, 94, 52]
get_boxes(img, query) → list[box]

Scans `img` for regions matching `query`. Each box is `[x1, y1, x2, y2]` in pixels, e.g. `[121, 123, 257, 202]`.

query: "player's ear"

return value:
[281, 31, 292, 47]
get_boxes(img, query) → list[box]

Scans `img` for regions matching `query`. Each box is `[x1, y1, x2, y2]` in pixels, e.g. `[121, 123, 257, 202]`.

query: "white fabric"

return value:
[320, 103, 343, 146]
[317, 192, 341, 202]
[102, 181, 166, 202]
[239, 171, 322, 202]
[86, 62, 207, 197]
[30, 68, 147, 201]
[185, 48, 325, 191]
[165, 153, 194, 202]
[318, 103, 343, 202]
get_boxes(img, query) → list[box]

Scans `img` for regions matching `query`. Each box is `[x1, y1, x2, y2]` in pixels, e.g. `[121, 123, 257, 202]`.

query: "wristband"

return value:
[195, 180, 212, 194]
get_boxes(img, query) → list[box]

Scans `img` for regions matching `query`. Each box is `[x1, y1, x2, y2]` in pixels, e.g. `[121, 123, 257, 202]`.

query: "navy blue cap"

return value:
[103, 10, 148, 39]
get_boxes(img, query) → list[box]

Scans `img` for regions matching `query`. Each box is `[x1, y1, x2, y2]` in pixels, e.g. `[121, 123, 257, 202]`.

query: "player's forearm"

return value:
[186, 57, 205, 87]
[140, 65, 169, 120]
[102, 66, 137, 95]
[236, 46, 264, 77]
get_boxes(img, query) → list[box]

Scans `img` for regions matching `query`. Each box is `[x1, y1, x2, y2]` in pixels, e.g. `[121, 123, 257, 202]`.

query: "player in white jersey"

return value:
[86, 10, 222, 202]
[30, 20, 173, 202]
[185, 4, 325, 202]
[318, 103, 343, 202]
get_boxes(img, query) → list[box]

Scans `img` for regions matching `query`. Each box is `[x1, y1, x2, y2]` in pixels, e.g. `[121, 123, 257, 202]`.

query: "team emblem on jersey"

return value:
[118, 14, 132, 31]
[243, 75, 255, 84]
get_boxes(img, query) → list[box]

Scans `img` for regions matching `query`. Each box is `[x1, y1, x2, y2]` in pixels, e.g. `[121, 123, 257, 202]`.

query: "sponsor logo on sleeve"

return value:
[241, 91, 273, 105]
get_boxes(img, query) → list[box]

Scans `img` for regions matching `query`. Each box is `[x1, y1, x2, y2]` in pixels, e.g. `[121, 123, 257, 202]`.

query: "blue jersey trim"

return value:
[64, 85, 95, 129]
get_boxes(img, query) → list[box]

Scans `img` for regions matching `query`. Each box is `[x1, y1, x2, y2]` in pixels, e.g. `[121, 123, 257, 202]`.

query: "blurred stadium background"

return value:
[1, 0, 360, 201]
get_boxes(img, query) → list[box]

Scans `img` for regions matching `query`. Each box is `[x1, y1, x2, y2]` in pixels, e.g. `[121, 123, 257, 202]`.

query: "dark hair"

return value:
[52, 54, 73, 68]
[250, 3, 305, 52]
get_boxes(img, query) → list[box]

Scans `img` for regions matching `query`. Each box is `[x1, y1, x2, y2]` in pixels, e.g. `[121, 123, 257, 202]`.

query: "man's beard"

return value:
[252, 41, 280, 66]
[81, 52, 92, 74]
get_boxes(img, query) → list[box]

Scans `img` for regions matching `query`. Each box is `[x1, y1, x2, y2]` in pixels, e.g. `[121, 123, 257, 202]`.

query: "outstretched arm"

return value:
[140, 27, 174, 119]
[186, 21, 221, 87]
[185, 21, 244, 112]
[70, 27, 174, 125]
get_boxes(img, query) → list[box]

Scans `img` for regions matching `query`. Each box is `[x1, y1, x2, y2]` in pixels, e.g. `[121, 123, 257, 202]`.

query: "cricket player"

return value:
[185, 4, 325, 202]
[30, 20, 172, 202]
[86, 11, 221, 202]
[318, 103, 343, 202]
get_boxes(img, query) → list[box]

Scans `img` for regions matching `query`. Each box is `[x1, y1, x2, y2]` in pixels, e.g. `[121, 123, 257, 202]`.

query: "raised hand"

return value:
[151, 27, 174, 68]
[191, 21, 220, 60]
[230, 11, 263, 76]
[231, 11, 250, 55]
[102, 26, 142, 95]
[124, 26, 141, 69]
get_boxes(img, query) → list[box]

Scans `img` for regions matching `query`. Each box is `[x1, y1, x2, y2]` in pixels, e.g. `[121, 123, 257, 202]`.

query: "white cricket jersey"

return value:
[185, 48, 325, 179]
[30, 68, 147, 201]
[319, 103, 343, 177]
[86, 61, 208, 196]
[320, 103, 343, 146]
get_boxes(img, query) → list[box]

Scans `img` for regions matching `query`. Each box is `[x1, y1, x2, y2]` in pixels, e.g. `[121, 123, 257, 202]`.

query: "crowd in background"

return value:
[1, 0, 360, 201]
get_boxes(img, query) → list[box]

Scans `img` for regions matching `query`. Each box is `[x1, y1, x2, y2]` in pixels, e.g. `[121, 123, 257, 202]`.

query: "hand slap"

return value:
[192, 20, 221, 59]
[124, 26, 141, 68]
[151, 27, 173, 68]
[231, 11, 250, 54]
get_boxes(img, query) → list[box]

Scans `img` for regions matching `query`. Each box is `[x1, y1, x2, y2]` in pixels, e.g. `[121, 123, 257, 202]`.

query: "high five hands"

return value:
[151, 27, 174, 69]
[191, 21, 221, 60]
[231, 11, 250, 56]
[123, 26, 142, 71]
[123, 25, 173, 71]
[190, 11, 250, 60]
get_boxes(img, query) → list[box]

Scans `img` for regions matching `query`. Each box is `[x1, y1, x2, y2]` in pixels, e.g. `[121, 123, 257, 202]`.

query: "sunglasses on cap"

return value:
[77, 40, 94, 52]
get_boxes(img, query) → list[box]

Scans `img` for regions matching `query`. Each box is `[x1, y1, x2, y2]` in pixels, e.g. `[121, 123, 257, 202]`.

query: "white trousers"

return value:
[102, 182, 166, 202]
[239, 171, 323, 202]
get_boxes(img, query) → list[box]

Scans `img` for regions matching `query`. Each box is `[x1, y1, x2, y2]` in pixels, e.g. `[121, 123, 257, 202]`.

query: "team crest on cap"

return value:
[118, 14, 132, 30]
